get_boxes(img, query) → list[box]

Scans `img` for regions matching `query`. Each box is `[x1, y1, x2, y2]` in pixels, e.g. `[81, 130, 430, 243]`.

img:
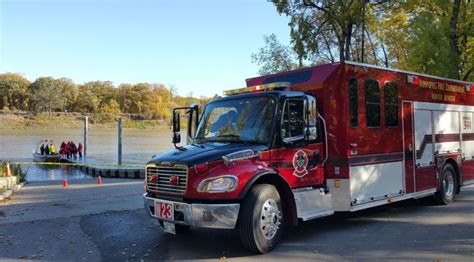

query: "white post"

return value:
[118, 117, 122, 165]
[84, 116, 88, 158]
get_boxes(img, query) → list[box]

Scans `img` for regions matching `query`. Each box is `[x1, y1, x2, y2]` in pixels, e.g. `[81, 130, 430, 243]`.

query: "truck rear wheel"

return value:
[434, 163, 456, 205]
[239, 184, 283, 253]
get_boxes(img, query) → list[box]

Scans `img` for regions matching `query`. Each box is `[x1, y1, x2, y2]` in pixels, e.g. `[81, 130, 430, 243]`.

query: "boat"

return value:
[32, 140, 61, 162]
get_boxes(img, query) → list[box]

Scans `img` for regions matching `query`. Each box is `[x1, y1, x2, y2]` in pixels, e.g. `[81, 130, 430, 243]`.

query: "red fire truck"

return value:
[144, 61, 474, 253]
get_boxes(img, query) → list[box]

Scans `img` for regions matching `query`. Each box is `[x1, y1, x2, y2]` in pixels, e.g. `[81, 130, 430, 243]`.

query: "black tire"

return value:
[239, 184, 283, 253]
[434, 163, 457, 205]
[158, 220, 190, 233]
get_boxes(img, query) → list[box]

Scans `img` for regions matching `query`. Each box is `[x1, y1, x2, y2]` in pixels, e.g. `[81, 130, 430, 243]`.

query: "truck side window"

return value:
[349, 78, 358, 128]
[281, 99, 305, 141]
[365, 79, 380, 127]
[384, 82, 398, 127]
[306, 96, 318, 142]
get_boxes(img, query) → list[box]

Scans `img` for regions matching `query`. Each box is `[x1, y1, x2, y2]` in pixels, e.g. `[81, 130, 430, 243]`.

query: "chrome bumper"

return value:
[143, 193, 240, 229]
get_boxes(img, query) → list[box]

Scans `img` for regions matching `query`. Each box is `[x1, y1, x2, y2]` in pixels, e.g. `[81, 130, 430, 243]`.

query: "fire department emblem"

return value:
[292, 150, 309, 178]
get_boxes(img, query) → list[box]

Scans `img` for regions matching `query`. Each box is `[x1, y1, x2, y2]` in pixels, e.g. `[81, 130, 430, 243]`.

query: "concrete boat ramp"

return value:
[62, 157, 145, 179]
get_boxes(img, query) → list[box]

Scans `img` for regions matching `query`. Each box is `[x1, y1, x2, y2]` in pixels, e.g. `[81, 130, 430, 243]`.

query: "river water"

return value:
[0, 127, 176, 181]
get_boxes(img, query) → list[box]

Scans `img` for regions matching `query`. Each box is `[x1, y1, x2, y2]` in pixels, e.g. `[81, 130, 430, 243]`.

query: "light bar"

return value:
[407, 75, 420, 86]
[224, 82, 291, 96]
[467, 84, 474, 93]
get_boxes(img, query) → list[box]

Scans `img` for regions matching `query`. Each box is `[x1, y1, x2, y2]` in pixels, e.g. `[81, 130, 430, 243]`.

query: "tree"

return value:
[30, 77, 62, 115]
[151, 84, 173, 119]
[251, 34, 300, 75]
[272, 0, 368, 62]
[98, 99, 121, 122]
[449, 0, 462, 80]
[260, 0, 473, 82]
[168, 84, 178, 98]
[0, 73, 31, 110]
[56, 78, 78, 112]
[81, 81, 117, 113]
[75, 85, 99, 114]
[400, 0, 473, 81]
[366, 3, 411, 68]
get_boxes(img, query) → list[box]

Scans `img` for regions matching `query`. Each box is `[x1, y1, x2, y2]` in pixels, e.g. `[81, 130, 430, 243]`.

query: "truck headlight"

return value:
[197, 175, 238, 193]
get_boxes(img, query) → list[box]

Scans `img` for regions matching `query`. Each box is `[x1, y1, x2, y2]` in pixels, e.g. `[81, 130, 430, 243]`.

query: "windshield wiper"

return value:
[240, 139, 264, 145]
[216, 134, 241, 139]
[190, 142, 205, 148]
[205, 134, 244, 143]
[206, 134, 264, 145]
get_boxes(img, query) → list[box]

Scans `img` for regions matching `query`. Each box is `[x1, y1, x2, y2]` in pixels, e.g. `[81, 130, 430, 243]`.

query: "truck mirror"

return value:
[186, 104, 199, 144]
[172, 110, 180, 132]
[172, 110, 181, 145]
[305, 128, 311, 140]
[172, 132, 181, 144]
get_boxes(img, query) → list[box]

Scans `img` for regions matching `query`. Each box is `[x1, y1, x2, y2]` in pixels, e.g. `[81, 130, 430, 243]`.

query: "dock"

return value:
[62, 157, 145, 179]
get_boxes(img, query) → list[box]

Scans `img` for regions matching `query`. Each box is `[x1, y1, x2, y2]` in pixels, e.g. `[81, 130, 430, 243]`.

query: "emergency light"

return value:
[407, 75, 420, 86]
[467, 84, 474, 93]
[224, 82, 291, 96]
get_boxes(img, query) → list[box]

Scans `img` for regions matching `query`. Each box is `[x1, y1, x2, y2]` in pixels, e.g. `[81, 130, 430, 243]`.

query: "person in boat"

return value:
[40, 144, 45, 155]
[64, 142, 69, 159]
[60, 141, 66, 158]
[78, 143, 83, 158]
[72, 142, 78, 159]
[45, 144, 50, 155]
[50, 144, 56, 155]
[66, 142, 72, 159]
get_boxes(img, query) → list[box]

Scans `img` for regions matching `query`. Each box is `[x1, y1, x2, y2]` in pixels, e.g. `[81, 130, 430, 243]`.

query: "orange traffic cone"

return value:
[97, 175, 102, 185]
[4, 161, 11, 177]
[63, 178, 68, 188]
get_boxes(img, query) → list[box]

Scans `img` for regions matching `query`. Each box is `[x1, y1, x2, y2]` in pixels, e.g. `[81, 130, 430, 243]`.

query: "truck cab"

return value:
[144, 82, 331, 253]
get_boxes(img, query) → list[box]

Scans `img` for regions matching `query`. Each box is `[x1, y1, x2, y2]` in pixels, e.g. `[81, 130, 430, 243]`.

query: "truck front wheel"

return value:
[239, 184, 283, 253]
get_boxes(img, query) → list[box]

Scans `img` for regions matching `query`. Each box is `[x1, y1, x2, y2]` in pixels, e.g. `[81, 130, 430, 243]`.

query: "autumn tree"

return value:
[75, 85, 99, 113]
[81, 81, 117, 112]
[56, 78, 78, 112]
[99, 99, 121, 122]
[0, 71, 209, 121]
[0, 73, 31, 110]
[30, 77, 62, 115]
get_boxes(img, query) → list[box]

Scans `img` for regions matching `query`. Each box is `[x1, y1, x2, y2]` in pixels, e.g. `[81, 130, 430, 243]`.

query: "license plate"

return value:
[155, 201, 174, 221]
[163, 221, 176, 235]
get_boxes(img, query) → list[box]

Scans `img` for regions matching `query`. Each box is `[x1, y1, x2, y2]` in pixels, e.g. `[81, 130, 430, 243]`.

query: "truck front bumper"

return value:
[143, 193, 240, 229]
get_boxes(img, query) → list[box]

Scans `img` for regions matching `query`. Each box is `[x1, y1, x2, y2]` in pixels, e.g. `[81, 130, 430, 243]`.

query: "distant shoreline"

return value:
[0, 112, 170, 130]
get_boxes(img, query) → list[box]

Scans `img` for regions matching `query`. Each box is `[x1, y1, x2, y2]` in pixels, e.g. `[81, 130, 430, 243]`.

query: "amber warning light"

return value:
[224, 82, 291, 96]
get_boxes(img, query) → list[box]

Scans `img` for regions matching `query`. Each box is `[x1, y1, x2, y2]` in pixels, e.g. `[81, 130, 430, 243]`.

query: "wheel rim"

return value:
[443, 170, 455, 198]
[260, 199, 281, 240]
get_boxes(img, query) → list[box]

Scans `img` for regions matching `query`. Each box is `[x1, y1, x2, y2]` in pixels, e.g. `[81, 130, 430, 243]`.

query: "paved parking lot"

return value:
[0, 179, 473, 261]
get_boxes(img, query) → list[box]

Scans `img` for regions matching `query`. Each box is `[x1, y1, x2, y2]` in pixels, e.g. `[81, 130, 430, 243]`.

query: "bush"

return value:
[0, 161, 25, 182]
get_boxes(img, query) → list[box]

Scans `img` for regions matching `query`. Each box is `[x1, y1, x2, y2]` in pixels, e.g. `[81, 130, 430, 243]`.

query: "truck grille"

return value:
[146, 164, 188, 194]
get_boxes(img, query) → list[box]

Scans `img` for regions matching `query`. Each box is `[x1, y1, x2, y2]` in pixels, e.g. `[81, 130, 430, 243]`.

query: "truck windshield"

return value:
[195, 96, 276, 145]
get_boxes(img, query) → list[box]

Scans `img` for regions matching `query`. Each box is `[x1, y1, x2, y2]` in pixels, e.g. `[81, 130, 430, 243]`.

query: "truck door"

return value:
[270, 95, 325, 188]
[403, 101, 415, 193]
[404, 102, 437, 193]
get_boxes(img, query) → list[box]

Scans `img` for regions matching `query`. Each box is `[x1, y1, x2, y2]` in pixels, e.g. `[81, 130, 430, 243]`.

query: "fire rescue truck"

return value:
[144, 61, 474, 253]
